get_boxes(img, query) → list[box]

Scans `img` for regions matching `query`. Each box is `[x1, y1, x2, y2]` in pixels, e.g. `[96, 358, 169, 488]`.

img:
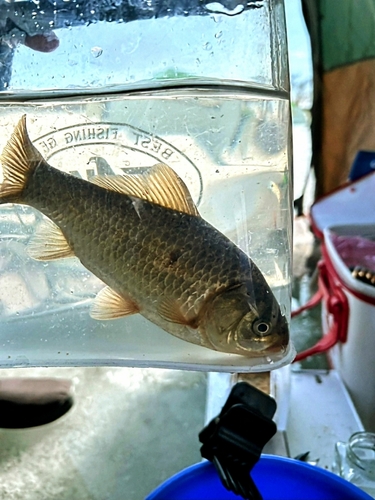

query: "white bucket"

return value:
[322, 225, 375, 431]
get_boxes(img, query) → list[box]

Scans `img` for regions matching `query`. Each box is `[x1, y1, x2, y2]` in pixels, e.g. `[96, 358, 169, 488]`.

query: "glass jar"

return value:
[333, 432, 375, 497]
[0, 0, 294, 371]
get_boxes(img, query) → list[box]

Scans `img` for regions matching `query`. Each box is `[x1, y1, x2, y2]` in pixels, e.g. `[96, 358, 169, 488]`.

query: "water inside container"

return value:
[0, 1, 293, 371]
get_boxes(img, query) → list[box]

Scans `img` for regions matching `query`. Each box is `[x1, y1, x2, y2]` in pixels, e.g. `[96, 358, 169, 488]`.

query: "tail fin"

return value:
[0, 115, 44, 203]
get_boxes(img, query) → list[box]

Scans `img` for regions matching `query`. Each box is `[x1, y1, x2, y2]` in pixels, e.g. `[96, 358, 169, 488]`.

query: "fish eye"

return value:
[252, 319, 271, 337]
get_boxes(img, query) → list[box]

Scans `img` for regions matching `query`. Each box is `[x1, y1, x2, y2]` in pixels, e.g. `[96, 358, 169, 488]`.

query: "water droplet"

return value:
[91, 46, 103, 58]
[215, 31, 222, 39]
[203, 42, 212, 51]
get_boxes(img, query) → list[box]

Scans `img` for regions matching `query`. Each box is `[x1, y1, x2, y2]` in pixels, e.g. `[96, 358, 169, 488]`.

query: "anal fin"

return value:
[90, 286, 140, 320]
[27, 218, 74, 261]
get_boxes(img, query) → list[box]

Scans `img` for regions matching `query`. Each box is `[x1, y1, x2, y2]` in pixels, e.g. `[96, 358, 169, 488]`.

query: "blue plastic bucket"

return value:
[145, 455, 373, 500]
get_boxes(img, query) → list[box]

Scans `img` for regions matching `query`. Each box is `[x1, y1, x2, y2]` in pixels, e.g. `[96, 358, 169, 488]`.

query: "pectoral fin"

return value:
[27, 219, 75, 261]
[158, 297, 198, 328]
[91, 163, 199, 216]
[90, 286, 140, 320]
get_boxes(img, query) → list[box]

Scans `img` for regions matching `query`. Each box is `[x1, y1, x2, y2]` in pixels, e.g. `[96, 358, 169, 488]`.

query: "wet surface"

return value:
[0, 367, 207, 500]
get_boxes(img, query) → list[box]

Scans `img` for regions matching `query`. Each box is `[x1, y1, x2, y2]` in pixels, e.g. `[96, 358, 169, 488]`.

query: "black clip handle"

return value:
[199, 382, 277, 500]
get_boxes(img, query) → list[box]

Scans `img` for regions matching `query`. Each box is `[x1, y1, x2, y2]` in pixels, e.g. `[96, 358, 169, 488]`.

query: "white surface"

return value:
[204, 372, 233, 424]
[0, 367, 207, 500]
[287, 369, 364, 470]
[271, 365, 291, 432]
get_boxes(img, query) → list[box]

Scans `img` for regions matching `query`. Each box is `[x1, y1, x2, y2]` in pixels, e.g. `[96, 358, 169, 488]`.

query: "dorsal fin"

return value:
[90, 163, 199, 216]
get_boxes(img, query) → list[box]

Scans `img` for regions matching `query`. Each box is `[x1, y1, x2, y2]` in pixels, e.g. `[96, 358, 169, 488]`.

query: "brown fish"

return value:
[0, 116, 289, 356]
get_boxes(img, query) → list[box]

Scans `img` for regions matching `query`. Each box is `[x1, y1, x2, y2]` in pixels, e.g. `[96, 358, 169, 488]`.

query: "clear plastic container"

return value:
[0, 0, 294, 371]
[333, 432, 375, 498]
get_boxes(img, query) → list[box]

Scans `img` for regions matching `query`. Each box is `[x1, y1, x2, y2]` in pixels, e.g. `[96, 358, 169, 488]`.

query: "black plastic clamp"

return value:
[199, 381, 277, 499]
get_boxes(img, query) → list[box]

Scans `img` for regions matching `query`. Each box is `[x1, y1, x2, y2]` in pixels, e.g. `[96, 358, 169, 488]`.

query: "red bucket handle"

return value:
[292, 259, 349, 362]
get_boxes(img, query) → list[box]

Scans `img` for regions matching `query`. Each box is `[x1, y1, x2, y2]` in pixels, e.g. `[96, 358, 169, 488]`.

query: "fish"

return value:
[0, 116, 289, 357]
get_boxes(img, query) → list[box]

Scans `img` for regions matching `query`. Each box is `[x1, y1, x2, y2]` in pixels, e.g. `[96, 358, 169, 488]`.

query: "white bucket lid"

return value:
[311, 171, 375, 237]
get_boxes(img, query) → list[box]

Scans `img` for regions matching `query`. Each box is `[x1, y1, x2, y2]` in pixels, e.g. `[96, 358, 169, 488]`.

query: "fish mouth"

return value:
[261, 335, 289, 354]
[211, 329, 289, 357]
[240, 337, 288, 355]
[268, 311, 289, 343]
[263, 315, 290, 353]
